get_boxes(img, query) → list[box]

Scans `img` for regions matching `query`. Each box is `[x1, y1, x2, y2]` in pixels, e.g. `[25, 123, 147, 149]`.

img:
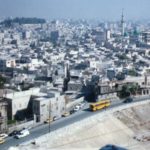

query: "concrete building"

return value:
[68, 80, 83, 92]
[141, 31, 150, 45]
[106, 30, 111, 41]
[32, 90, 65, 123]
[0, 98, 8, 133]
[22, 31, 32, 39]
[50, 30, 59, 44]
[107, 68, 116, 81]
[90, 61, 100, 69]
[0, 32, 4, 44]
[5, 88, 40, 120]
[95, 31, 106, 45]
[0, 57, 16, 69]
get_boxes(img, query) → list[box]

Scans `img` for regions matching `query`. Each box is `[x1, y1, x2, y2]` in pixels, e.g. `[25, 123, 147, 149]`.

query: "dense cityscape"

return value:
[0, 5, 150, 150]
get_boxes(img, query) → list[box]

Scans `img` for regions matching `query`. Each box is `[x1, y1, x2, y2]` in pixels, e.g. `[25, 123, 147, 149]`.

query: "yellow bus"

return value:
[90, 99, 111, 111]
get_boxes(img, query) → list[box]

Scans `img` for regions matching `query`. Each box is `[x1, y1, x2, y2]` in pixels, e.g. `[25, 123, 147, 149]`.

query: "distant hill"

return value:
[1, 17, 46, 27]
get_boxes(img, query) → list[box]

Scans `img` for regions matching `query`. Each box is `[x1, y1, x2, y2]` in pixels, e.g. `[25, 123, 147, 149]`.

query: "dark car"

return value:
[70, 110, 75, 114]
[100, 144, 127, 150]
[123, 97, 133, 103]
[9, 130, 20, 136]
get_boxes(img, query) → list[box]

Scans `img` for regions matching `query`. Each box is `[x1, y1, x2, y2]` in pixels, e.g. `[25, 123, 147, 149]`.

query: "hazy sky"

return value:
[0, 0, 149, 20]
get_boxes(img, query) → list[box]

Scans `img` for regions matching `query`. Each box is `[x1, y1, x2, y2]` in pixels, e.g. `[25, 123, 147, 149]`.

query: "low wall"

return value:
[8, 120, 35, 133]
[66, 97, 84, 110]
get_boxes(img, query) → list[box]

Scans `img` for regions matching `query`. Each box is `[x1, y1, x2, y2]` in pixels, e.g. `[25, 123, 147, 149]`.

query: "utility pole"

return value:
[48, 100, 51, 133]
[64, 95, 67, 113]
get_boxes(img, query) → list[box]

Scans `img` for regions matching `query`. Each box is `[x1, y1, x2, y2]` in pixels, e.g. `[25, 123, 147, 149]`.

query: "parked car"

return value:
[62, 112, 70, 117]
[78, 102, 86, 108]
[123, 97, 133, 103]
[0, 133, 8, 139]
[9, 130, 20, 136]
[53, 116, 61, 121]
[73, 105, 80, 112]
[0, 138, 5, 144]
[44, 118, 53, 124]
[70, 109, 75, 114]
[15, 129, 30, 139]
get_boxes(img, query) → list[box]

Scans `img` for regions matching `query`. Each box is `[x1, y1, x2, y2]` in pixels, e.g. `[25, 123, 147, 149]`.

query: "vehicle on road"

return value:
[0, 138, 5, 144]
[14, 129, 30, 139]
[53, 116, 61, 121]
[69, 109, 75, 114]
[9, 130, 20, 136]
[44, 118, 53, 124]
[90, 99, 111, 111]
[0, 133, 8, 139]
[123, 97, 133, 103]
[78, 102, 86, 108]
[62, 112, 70, 117]
[73, 105, 81, 112]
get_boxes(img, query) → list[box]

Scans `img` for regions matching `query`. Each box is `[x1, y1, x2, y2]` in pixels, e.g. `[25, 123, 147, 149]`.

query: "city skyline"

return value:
[0, 0, 150, 21]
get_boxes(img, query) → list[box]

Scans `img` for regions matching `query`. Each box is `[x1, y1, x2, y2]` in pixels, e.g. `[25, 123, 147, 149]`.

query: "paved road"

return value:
[0, 96, 150, 150]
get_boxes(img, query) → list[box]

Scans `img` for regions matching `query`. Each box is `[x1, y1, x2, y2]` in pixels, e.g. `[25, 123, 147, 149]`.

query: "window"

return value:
[41, 104, 46, 107]
[34, 105, 36, 111]
[19, 104, 22, 107]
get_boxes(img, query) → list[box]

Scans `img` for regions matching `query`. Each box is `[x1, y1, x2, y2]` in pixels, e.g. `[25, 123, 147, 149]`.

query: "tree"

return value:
[119, 85, 130, 98]
[0, 75, 6, 88]
[129, 83, 139, 95]
[117, 54, 129, 60]
[128, 69, 138, 76]
[119, 83, 139, 98]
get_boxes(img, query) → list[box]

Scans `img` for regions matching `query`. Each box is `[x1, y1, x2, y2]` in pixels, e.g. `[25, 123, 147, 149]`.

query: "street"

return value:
[0, 96, 150, 150]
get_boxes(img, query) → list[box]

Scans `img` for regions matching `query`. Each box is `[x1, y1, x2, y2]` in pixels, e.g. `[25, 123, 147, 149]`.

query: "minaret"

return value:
[63, 61, 70, 92]
[121, 9, 125, 37]
[64, 62, 69, 78]
[121, 9, 125, 49]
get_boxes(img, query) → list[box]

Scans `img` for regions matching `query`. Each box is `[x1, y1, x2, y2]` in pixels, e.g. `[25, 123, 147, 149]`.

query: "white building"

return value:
[0, 57, 16, 68]
[142, 31, 150, 45]
[0, 32, 4, 44]
[106, 30, 111, 40]
[5, 88, 40, 120]
[32, 90, 65, 123]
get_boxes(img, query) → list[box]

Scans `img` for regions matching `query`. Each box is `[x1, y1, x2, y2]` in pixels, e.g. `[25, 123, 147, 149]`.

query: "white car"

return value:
[53, 116, 61, 121]
[15, 129, 30, 139]
[73, 105, 80, 112]
[78, 102, 86, 108]
[0, 133, 8, 139]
